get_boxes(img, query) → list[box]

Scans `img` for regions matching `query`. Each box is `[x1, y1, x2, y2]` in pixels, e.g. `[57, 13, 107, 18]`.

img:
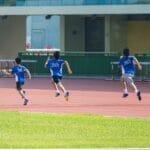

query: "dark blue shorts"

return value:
[52, 76, 62, 84]
[16, 82, 24, 90]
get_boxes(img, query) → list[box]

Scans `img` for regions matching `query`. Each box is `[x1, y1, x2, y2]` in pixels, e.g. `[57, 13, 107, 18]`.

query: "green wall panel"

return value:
[18, 52, 149, 78]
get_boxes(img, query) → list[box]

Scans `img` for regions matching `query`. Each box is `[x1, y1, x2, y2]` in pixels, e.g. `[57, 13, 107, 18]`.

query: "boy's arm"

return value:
[44, 56, 50, 68]
[25, 69, 31, 79]
[64, 60, 72, 74]
[134, 57, 142, 70]
[2, 69, 11, 76]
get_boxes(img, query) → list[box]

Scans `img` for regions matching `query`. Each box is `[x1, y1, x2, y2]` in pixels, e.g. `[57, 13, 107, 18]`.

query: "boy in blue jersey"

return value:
[2, 57, 31, 105]
[45, 51, 72, 101]
[119, 48, 142, 100]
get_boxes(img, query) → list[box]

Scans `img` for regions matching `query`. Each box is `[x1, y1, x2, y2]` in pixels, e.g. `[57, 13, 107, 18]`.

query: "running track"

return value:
[0, 77, 150, 118]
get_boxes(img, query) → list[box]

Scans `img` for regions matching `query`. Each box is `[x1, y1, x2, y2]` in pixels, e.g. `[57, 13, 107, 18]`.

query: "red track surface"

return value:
[0, 77, 150, 118]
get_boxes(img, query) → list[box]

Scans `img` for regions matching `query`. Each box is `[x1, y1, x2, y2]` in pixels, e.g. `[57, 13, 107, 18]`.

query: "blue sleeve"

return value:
[118, 57, 123, 66]
[22, 66, 27, 71]
[11, 67, 15, 74]
[46, 60, 50, 68]
[131, 56, 135, 61]
[60, 59, 65, 65]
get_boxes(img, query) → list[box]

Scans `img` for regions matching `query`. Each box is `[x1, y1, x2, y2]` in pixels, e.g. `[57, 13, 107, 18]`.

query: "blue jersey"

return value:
[119, 56, 135, 75]
[11, 65, 26, 83]
[47, 58, 65, 76]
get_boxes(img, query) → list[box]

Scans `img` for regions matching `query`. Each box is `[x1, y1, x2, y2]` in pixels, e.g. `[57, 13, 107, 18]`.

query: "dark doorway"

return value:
[85, 16, 105, 52]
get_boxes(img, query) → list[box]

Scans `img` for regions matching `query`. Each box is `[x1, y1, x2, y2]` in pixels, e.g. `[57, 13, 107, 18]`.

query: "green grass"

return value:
[0, 111, 150, 148]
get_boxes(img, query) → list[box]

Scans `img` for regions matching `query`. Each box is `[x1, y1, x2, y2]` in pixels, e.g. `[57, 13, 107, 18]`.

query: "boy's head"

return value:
[123, 48, 130, 56]
[53, 51, 60, 60]
[15, 57, 21, 64]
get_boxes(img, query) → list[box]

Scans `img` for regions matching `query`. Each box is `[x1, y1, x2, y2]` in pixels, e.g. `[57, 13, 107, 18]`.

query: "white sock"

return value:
[22, 93, 27, 99]
[64, 91, 68, 96]
[124, 88, 128, 94]
[56, 90, 60, 93]
[23, 97, 28, 100]
[135, 89, 139, 94]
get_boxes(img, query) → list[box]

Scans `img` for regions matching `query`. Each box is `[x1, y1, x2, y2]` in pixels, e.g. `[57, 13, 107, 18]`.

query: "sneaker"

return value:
[23, 90, 26, 94]
[64, 92, 69, 101]
[137, 91, 142, 101]
[23, 99, 29, 105]
[55, 92, 60, 97]
[123, 93, 129, 98]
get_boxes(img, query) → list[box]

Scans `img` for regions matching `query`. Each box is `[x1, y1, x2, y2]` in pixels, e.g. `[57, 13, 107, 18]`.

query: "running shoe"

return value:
[64, 92, 69, 101]
[137, 91, 142, 101]
[23, 99, 29, 105]
[23, 90, 26, 94]
[123, 93, 129, 98]
[55, 92, 60, 97]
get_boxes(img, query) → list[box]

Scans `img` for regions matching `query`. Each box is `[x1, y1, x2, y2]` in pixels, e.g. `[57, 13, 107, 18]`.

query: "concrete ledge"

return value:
[0, 4, 150, 15]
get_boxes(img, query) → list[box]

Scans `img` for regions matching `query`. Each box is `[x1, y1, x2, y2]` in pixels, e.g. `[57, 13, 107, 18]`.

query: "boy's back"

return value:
[12, 65, 26, 83]
[119, 55, 135, 75]
[47, 58, 64, 76]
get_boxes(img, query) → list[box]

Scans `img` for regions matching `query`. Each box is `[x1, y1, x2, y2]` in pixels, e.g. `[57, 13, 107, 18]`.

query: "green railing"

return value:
[18, 51, 119, 77]
[18, 51, 150, 79]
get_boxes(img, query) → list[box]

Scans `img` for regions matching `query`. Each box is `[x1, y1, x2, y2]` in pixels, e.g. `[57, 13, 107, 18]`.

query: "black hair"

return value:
[15, 57, 21, 64]
[53, 51, 60, 60]
[123, 48, 130, 56]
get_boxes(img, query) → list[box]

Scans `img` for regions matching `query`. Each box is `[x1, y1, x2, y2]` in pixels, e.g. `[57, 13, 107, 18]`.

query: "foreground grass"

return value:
[0, 111, 150, 148]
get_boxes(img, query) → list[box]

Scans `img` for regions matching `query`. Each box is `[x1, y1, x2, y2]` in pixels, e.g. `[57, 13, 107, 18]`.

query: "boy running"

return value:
[45, 51, 72, 101]
[2, 57, 31, 105]
[119, 48, 142, 100]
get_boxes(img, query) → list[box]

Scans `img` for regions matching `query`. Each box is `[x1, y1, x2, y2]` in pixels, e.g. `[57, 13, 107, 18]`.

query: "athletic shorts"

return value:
[122, 74, 134, 84]
[16, 82, 24, 90]
[52, 76, 62, 84]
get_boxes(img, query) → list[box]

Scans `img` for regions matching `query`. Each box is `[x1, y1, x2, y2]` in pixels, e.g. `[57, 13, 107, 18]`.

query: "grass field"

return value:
[0, 111, 150, 148]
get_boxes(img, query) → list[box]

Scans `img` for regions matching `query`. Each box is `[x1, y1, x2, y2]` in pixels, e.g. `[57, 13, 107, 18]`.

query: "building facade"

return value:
[0, 0, 150, 58]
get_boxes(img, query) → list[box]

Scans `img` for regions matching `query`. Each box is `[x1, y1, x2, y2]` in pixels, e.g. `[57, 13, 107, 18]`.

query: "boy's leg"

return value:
[130, 82, 142, 101]
[52, 76, 67, 96]
[57, 82, 69, 101]
[121, 76, 128, 97]
[52, 76, 69, 100]
[125, 75, 142, 101]
[57, 82, 67, 93]
[16, 82, 29, 105]
[51, 79, 60, 97]
[123, 81, 129, 97]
